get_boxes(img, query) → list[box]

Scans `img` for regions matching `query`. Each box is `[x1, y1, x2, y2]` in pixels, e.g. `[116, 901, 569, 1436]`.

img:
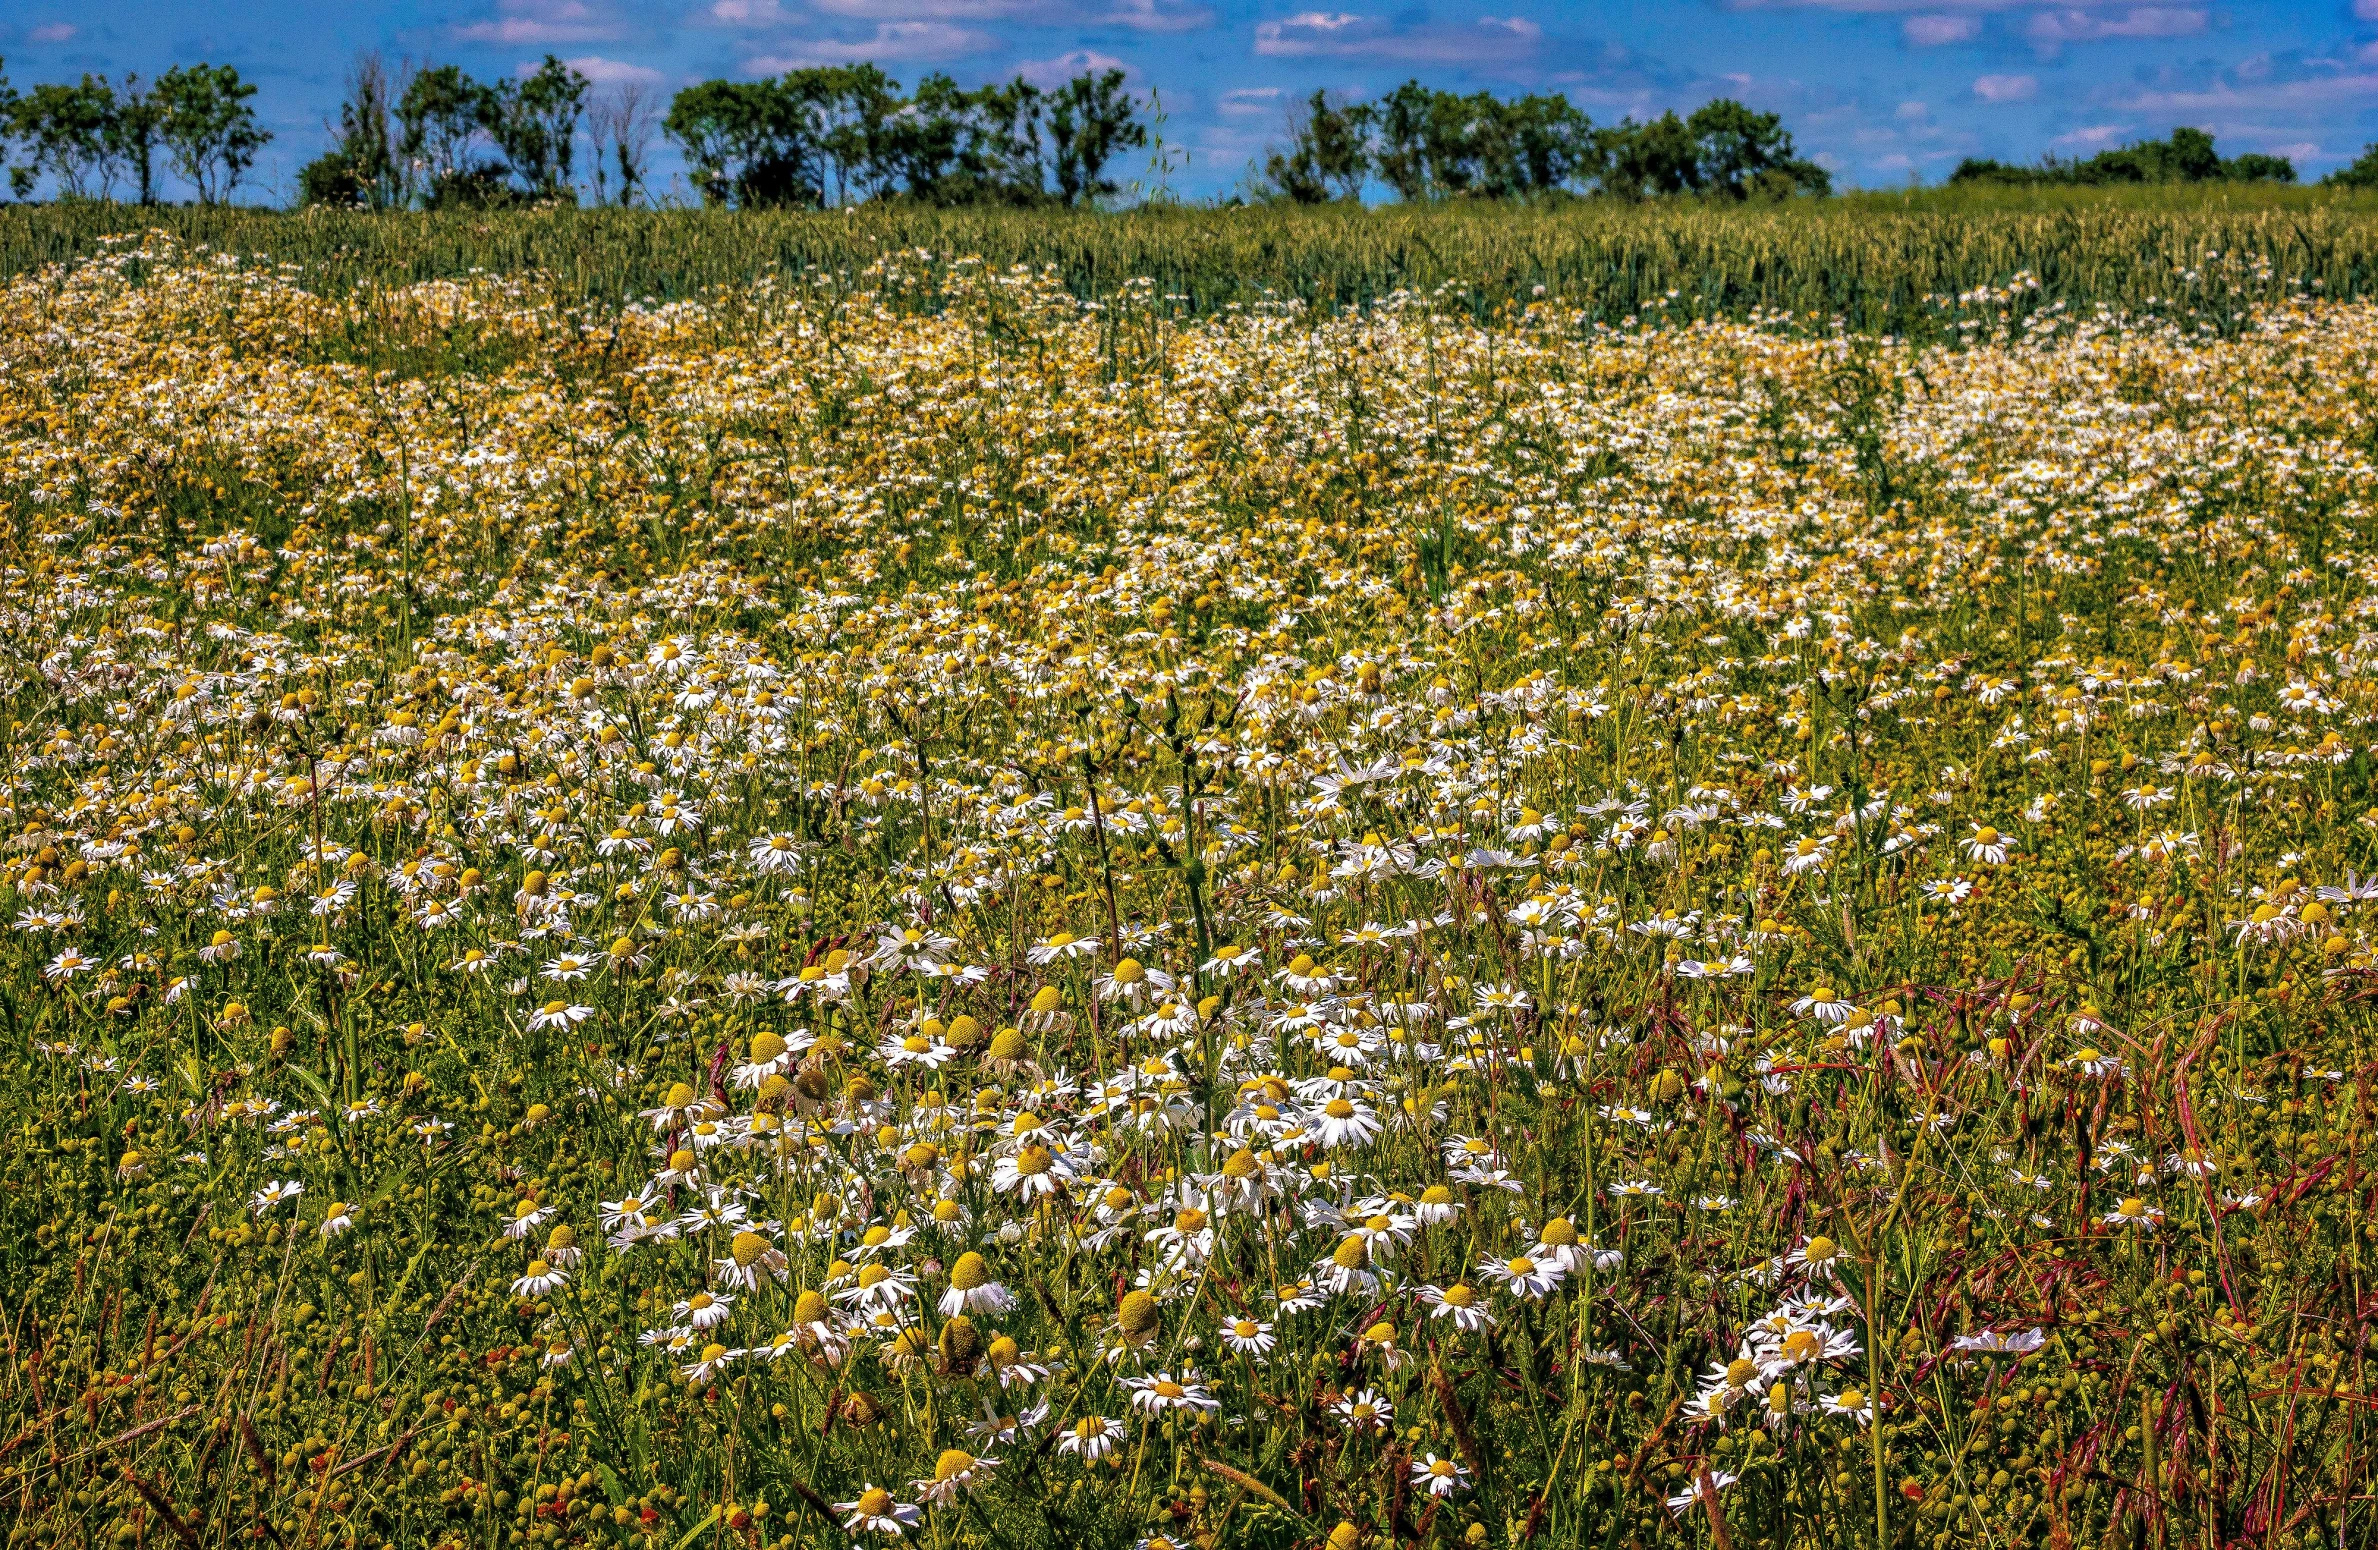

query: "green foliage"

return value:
[396, 63, 493, 203]
[1675, 98, 1834, 200]
[488, 56, 589, 202]
[1262, 91, 1373, 205]
[0, 194, 2370, 338]
[391, 59, 588, 209]
[664, 78, 816, 209]
[300, 57, 403, 211]
[1049, 69, 1146, 209]
[1951, 126, 2295, 188]
[1, 69, 182, 206]
[104, 74, 165, 206]
[1259, 88, 1825, 203]
[660, 67, 1142, 209]
[151, 63, 269, 204]
[7, 76, 122, 200]
[2325, 143, 2378, 190]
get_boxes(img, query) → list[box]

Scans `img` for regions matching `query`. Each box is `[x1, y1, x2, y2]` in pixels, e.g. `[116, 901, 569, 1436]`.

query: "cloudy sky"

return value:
[6, 0, 2374, 201]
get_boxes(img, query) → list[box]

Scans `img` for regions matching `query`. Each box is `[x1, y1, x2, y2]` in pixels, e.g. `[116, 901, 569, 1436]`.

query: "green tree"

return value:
[968, 77, 1048, 203]
[1348, 83, 1603, 202]
[105, 74, 165, 204]
[883, 73, 970, 201]
[1415, 88, 1492, 196]
[153, 63, 267, 203]
[1488, 92, 1598, 198]
[1954, 126, 2293, 187]
[2219, 152, 2295, 183]
[791, 64, 901, 205]
[487, 56, 588, 201]
[1260, 89, 1367, 203]
[299, 53, 403, 209]
[399, 65, 500, 207]
[2326, 144, 2378, 189]
[1595, 101, 1828, 200]
[1683, 98, 1830, 199]
[1048, 69, 1145, 208]
[664, 79, 820, 208]
[1602, 111, 1701, 198]
[10, 77, 122, 199]
[1366, 81, 1438, 201]
[1944, 156, 2033, 186]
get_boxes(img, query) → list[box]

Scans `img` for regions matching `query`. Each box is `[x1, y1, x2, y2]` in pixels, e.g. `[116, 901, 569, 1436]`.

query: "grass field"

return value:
[3, 188, 2377, 332]
[1, 216, 2377, 1550]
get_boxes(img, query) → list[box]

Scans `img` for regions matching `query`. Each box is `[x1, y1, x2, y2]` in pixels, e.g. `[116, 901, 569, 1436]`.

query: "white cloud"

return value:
[1972, 72, 2037, 101]
[1094, 0, 1213, 29]
[554, 55, 666, 84]
[1734, 0, 2043, 11]
[1252, 9, 1366, 53]
[2118, 72, 2378, 115]
[745, 19, 998, 69]
[454, 0, 623, 45]
[1902, 15, 1978, 45]
[2049, 122, 2127, 147]
[1744, 0, 2158, 10]
[709, 0, 788, 22]
[802, 0, 1209, 32]
[1017, 48, 1131, 86]
[1895, 98, 1931, 119]
[1220, 86, 1284, 114]
[1253, 10, 1548, 65]
[811, 0, 1037, 14]
[26, 21, 75, 42]
[2026, 7, 2204, 46]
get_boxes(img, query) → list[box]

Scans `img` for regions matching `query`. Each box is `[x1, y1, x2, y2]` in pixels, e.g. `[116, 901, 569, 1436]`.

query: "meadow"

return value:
[0, 216, 2373, 1550]
[3, 187, 2377, 331]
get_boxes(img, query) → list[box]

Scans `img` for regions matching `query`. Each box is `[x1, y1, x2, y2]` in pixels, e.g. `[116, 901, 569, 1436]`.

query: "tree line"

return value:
[661, 66, 1146, 208]
[5, 46, 2373, 208]
[1259, 88, 1833, 202]
[1950, 127, 2297, 187]
[301, 54, 621, 209]
[298, 55, 1149, 210]
[0, 51, 1841, 209]
[0, 58, 268, 202]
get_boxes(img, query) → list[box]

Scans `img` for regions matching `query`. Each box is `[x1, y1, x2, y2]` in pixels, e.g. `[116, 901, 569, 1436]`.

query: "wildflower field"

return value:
[2, 231, 2377, 1550]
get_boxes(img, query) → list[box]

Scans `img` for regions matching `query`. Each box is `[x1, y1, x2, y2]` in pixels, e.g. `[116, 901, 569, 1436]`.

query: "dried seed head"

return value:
[1117, 1288, 1160, 1339]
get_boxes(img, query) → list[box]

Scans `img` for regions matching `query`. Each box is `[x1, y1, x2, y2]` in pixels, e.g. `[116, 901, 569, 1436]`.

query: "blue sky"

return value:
[7, 0, 2377, 201]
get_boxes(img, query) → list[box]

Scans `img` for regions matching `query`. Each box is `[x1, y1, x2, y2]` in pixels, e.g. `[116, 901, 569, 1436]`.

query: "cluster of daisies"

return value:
[0, 241, 2373, 1550]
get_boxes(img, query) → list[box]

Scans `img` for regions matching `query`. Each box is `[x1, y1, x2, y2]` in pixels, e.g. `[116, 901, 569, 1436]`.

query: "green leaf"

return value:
[672, 1505, 720, 1550]
[287, 1061, 335, 1111]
